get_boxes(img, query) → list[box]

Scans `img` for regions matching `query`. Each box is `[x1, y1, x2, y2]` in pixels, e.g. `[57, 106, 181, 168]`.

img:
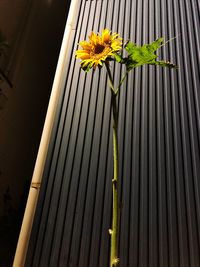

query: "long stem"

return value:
[105, 62, 120, 267]
[111, 93, 119, 267]
[115, 70, 129, 95]
[105, 63, 116, 94]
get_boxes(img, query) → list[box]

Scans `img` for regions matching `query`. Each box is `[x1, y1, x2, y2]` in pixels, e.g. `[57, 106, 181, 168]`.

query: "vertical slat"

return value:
[148, 0, 158, 266]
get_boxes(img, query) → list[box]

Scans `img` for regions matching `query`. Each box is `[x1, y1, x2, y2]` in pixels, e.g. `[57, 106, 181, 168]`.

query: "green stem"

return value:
[115, 70, 129, 95]
[105, 62, 120, 267]
[105, 63, 116, 94]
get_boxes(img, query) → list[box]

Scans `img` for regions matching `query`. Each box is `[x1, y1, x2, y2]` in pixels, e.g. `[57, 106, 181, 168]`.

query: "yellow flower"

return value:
[76, 29, 122, 70]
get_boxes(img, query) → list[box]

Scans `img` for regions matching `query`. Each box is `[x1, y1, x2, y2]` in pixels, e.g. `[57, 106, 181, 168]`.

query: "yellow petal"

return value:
[75, 50, 90, 59]
[89, 32, 99, 45]
[79, 41, 92, 50]
[102, 28, 111, 43]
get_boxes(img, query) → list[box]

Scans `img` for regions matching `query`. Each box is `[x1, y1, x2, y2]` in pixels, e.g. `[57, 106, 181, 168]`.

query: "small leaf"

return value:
[113, 53, 123, 63]
[154, 60, 178, 69]
[124, 38, 177, 70]
[81, 63, 92, 72]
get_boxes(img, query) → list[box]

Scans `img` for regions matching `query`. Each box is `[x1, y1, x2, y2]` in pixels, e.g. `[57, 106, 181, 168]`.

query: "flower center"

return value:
[94, 44, 105, 54]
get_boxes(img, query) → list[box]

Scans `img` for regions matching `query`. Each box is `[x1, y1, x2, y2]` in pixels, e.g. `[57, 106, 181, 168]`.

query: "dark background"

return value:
[0, 1, 71, 266]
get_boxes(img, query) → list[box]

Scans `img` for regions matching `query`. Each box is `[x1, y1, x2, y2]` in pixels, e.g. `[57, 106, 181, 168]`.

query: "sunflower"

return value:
[75, 29, 122, 70]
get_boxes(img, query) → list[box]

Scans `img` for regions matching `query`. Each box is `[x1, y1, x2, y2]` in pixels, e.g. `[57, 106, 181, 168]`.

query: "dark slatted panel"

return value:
[26, 0, 200, 266]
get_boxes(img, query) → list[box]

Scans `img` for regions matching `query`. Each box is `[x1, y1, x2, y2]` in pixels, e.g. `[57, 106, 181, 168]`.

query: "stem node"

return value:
[109, 229, 113, 235]
[112, 258, 120, 266]
[112, 178, 117, 185]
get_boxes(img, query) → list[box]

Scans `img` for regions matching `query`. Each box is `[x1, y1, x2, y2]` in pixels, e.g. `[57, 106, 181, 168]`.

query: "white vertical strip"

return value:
[13, 0, 78, 266]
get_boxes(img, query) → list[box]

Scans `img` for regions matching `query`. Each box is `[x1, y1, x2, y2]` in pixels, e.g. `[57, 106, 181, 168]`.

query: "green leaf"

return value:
[147, 37, 164, 52]
[124, 41, 137, 54]
[81, 64, 92, 72]
[124, 37, 177, 70]
[113, 53, 123, 63]
[155, 60, 178, 69]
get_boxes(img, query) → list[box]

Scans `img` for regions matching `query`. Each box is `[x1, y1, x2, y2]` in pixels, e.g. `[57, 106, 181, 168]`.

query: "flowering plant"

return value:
[76, 29, 177, 267]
